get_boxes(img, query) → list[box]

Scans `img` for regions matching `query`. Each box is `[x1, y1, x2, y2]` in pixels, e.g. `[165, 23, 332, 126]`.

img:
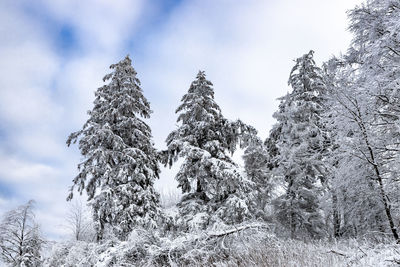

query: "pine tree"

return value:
[67, 55, 162, 241]
[163, 71, 257, 230]
[271, 51, 328, 239]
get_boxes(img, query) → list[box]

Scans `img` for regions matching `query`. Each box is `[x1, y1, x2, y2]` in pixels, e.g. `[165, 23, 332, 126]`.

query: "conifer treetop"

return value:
[176, 70, 221, 125]
[289, 50, 325, 96]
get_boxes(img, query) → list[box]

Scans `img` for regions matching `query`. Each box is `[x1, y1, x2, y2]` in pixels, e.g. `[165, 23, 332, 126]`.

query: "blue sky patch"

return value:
[57, 25, 77, 53]
[0, 181, 13, 198]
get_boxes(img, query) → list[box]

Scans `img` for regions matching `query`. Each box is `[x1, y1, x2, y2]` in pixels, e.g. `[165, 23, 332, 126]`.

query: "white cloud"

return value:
[38, 0, 145, 52]
[0, 155, 56, 184]
[0, 5, 60, 127]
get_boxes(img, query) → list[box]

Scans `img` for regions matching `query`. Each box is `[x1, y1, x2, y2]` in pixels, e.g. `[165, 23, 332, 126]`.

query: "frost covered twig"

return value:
[327, 250, 348, 257]
[205, 223, 268, 240]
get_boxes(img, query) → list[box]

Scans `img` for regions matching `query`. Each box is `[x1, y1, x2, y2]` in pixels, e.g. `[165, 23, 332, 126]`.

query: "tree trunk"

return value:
[332, 192, 341, 238]
[287, 178, 296, 239]
[196, 179, 202, 193]
[96, 219, 105, 243]
[358, 117, 399, 242]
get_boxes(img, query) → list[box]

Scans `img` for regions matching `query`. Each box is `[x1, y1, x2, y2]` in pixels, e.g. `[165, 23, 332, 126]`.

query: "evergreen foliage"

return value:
[163, 71, 257, 229]
[67, 55, 162, 240]
[270, 51, 328, 238]
[243, 137, 272, 218]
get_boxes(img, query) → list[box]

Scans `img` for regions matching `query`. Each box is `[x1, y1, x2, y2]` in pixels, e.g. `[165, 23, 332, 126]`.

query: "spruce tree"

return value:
[67, 55, 162, 241]
[271, 51, 328, 239]
[163, 71, 256, 230]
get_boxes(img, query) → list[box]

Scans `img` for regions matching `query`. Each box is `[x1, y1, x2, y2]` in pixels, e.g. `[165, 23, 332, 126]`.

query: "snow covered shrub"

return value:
[43, 241, 102, 267]
[43, 224, 400, 266]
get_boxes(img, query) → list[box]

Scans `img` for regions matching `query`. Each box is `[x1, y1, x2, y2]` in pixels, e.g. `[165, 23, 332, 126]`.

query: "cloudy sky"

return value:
[0, 0, 362, 239]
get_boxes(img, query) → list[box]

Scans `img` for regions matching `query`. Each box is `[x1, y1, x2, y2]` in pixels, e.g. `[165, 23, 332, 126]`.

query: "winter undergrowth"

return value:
[43, 224, 400, 267]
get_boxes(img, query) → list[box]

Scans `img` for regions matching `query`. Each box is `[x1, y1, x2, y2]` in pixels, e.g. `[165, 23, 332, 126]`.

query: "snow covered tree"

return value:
[344, 0, 400, 242]
[320, 58, 346, 239]
[271, 51, 328, 239]
[243, 136, 272, 218]
[321, 56, 392, 239]
[311, 1, 400, 241]
[67, 55, 162, 241]
[0, 200, 43, 267]
[65, 200, 95, 242]
[163, 71, 257, 230]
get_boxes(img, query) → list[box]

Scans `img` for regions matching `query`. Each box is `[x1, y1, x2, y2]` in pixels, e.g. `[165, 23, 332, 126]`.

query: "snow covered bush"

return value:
[43, 223, 400, 266]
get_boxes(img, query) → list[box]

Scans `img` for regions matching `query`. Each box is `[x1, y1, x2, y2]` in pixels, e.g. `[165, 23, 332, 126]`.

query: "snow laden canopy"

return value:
[162, 71, 257, 230]
[67, 55, 162, 241]
[270, 51, 328, 239]
[242, 136, 272, 219]
[323, 0, 400, 242]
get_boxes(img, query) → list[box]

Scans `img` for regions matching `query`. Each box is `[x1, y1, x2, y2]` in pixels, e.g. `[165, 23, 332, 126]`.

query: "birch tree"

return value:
[0, 200, 43, 266]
